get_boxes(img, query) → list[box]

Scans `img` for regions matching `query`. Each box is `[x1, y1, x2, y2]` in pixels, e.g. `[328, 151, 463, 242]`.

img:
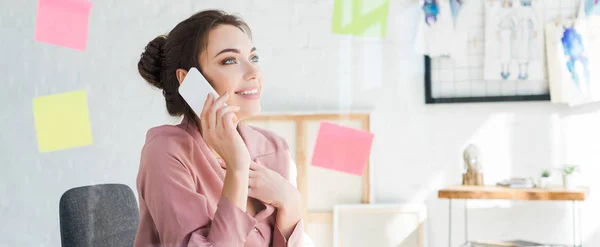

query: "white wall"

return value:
[1, 0, 599, 246]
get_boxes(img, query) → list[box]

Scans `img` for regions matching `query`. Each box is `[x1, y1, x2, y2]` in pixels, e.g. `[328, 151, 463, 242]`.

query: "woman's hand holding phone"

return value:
[199, 92, 251, 172]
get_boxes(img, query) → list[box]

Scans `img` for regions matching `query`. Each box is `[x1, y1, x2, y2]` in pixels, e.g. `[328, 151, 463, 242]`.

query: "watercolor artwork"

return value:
[484, 0, 545, 82]
[422, 0, 440, 26]
[546, 0, 600, 106]
[422, 0, 462, 26]
[562, 27, 590, 92]
[584, 0, 600, 16]
[414, 0, 456, 57]
[449, 0, 463, 25]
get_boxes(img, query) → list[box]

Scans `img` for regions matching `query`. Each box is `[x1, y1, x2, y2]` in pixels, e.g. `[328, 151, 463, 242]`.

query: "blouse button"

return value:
[254, 227, 259, 232]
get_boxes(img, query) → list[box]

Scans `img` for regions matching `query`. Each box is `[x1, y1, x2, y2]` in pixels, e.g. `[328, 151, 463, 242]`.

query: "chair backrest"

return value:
[59, 183, 139, 247]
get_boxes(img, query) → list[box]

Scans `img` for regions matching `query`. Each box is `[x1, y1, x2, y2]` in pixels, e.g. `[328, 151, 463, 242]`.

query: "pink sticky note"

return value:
[34, 0, 93, 51]
[311, 122, 374, 176]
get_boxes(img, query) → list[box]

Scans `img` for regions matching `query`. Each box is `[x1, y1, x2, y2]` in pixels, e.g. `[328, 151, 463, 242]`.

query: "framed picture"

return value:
[421, 0, 581, 104]
[333, 204, 427, 247]
[425, 55, 551, 104]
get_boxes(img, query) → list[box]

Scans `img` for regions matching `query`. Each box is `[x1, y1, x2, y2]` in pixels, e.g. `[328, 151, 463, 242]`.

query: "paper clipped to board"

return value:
[331, 0, 390, 38]
[34, 0, 93, 51]
[311, 122, 374, 176]
[32, 89, 93, 153]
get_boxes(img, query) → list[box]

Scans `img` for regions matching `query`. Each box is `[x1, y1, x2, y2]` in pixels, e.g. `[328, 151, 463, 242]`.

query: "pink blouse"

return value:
[134, 116, 304, 247]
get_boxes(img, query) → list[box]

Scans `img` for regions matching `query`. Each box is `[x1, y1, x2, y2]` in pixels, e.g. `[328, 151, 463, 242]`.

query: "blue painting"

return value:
[422, 0, 440, 26]
[561, 27, 590, 92]
[449, 0, 463, 24]
[584, 0, 600, 16]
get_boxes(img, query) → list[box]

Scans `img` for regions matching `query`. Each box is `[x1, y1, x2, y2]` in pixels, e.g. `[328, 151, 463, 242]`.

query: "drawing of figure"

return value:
[422, 0, 440, 26]
[561, 26, 590, 93]
[496, 0, 516, 80]
[513, 0, 538, 80]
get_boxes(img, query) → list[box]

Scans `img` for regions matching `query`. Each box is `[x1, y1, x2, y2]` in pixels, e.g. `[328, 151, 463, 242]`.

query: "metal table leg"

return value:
[465, 200, 468, 244]
[573, 200, 577, 247]
[573, 200, 582, 247]
[449, 199, 452, 247]
[579, 201, 583, 247]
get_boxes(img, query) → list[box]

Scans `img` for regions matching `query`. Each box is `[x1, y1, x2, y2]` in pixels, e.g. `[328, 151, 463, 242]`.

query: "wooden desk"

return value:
[438, 185, 589, 201]
[438, 185, 589, 247]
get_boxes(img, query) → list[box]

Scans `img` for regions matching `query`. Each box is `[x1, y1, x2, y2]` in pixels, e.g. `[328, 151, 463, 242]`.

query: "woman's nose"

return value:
[243, 62, 260, 81]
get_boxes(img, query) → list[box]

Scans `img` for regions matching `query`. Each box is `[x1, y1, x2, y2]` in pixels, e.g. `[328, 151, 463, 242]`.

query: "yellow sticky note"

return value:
[32, 90, 93, 152]
[331, 0, 390, 38]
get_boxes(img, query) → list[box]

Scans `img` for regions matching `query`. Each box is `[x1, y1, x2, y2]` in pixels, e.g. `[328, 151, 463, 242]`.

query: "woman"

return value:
[135, 9, 305, 247]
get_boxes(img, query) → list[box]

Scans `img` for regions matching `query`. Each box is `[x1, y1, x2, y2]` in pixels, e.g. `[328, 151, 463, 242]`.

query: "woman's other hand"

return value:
[248, 158, 302, 239]
[248, 159, 301, 210]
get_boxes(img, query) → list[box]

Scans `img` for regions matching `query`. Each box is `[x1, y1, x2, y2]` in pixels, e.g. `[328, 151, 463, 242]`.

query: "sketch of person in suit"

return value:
[495, 0, 539, 80]
[497, 0, 516, 80]
[513, 0, 538, 80]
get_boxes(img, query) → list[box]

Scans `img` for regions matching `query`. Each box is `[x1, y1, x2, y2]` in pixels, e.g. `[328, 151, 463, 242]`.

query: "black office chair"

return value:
[59, 183, 140, 247]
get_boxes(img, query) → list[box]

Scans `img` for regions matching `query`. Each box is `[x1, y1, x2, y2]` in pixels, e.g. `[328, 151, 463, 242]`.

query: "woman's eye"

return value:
[222, 58, 236, 65]
[250, 55, 259, 63]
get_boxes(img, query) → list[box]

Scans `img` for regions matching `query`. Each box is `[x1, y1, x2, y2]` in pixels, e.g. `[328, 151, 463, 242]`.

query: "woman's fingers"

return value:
[200, 93, 213, 121]
[216, 105, 240, 120]
[216, 105, 240, 129]
[209, 92, 228, 129]
[249, 160, 259, 171]
[199, 94, 213, 132]
[217, 158, 226, 169]
[223, 112, 237, 132]
[213, 92, 229, 109]
[248, 177, 256, 195]
[250, 159, 263, 170]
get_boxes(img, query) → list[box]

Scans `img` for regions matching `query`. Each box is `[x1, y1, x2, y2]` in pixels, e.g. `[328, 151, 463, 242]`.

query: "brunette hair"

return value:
[138, 10, 252, 121]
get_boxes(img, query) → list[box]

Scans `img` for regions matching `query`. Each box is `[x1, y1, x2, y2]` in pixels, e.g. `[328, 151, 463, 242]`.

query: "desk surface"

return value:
[438, 185, 589, 201]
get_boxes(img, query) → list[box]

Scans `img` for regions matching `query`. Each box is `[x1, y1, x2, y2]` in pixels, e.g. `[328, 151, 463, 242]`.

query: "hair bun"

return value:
[138, 35, 167, 89]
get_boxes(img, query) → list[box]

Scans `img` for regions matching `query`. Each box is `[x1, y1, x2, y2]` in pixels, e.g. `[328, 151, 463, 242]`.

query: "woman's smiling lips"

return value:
[234, 86, 260, 100]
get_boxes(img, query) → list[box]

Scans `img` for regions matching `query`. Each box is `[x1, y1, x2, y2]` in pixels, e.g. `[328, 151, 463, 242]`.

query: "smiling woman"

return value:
[135, 9, 308, 247]
[188, 24, 263, 119]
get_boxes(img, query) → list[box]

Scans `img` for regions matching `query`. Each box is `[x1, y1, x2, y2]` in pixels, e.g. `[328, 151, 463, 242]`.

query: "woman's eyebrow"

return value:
[214, 47, 257, 58]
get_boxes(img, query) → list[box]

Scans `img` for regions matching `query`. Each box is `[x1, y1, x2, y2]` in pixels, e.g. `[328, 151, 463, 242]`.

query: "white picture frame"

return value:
[333, 204, 427, 247]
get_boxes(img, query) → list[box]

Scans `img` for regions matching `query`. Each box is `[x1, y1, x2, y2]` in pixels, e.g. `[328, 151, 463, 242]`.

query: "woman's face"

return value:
[198, 24, 263, 121]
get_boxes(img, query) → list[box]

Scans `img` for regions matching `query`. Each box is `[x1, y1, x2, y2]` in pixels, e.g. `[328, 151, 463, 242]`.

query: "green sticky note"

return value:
[332, 0, 390, 38]
[32, 89, 93, 153]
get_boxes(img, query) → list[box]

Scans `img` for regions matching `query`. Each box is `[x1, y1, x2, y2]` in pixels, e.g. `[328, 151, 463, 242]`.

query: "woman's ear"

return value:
[175, 69, 188, 85]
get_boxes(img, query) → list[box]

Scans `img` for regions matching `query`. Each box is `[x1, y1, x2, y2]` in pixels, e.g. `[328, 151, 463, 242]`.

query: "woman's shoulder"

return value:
[137, 123, 203, 180]
[141, 123, 196, 155]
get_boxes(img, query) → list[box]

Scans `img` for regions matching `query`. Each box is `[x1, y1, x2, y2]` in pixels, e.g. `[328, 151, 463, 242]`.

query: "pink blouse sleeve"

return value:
[272, 220, 305, 247]
[271, 154, 309, 247]
[138, 137, 258, 247]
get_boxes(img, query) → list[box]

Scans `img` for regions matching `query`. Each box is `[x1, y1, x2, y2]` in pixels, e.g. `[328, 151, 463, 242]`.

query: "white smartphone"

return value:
[178, 67, 220, 117]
